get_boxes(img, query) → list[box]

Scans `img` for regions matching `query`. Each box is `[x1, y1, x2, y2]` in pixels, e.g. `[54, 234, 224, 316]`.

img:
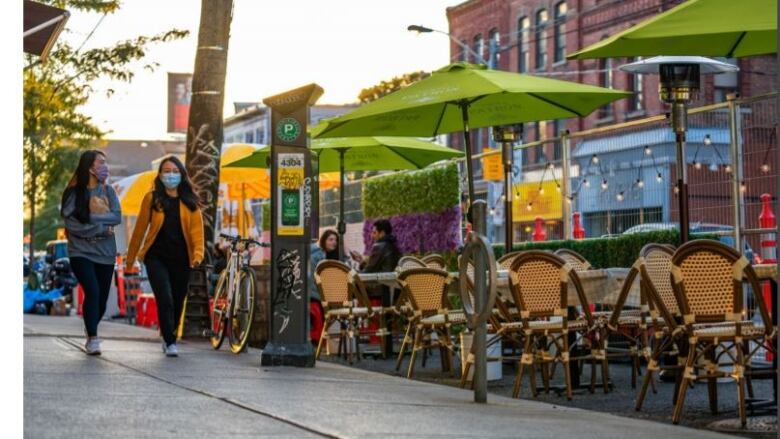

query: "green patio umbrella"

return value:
[227, 136, 463, 257]
[568, 0, 777, 59]
[313, 62, 630, 206]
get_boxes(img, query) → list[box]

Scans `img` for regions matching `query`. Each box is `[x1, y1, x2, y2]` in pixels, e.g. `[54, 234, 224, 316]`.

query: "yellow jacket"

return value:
[126, 192, 205, 268]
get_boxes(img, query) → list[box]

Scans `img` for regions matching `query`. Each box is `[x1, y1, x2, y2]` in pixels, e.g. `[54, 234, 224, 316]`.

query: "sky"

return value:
[62, 0, 465, 140]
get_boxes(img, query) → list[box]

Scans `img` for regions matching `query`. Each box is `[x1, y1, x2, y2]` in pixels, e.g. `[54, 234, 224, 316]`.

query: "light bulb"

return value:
[674, 185, 679, 194]
[740, 182, 747, 193]
[566, 196, 572, 204]
[584, 179, 590, 188]
[636, 179, 645, 188]
[704, 134, 712, 146]
[592, 154, 599, 164]
[644, 146, 652, 156]
[725, 164, 732, 173]
[616, 192, 624, 202]
[539, 187, 545, 195]
[526, 203, 533, 211]
[601, 179, 608, 190]
[693, 161, 701, 170]
[761, 163, 770, 173]
[489, 209, 496, 216]
[656, 173, 663, 183]
[555, 184, 561, 192]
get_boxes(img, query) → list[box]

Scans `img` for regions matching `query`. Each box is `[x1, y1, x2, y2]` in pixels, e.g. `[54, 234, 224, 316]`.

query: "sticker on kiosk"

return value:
[277, 153, 305, 236]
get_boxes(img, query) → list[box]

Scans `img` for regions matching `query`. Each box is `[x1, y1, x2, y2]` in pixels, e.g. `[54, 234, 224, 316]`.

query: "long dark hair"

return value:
[61, 150, 105, 224]
[318, 229, 339, 260]
[152, 155, 200, 211]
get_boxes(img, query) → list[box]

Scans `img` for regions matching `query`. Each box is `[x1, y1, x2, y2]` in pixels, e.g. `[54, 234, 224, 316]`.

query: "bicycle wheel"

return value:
[228, 267, 256, 354]
[210, 271, 229, 350]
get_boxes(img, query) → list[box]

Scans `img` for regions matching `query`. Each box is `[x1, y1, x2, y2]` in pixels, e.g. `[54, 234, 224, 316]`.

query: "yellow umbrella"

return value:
[112, 171, 156, 216]
[221, 143, 270, 199]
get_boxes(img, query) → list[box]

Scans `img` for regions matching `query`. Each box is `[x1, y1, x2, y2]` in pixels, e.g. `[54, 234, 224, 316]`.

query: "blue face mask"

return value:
[160, 173, 181, 189]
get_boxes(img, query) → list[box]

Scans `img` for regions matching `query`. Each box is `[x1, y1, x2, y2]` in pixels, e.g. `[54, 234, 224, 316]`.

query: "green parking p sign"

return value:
[276, 117, 301, 143]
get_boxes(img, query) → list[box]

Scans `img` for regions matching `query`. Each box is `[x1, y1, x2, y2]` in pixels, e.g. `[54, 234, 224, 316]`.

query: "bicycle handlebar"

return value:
[219, 233, 270, 248]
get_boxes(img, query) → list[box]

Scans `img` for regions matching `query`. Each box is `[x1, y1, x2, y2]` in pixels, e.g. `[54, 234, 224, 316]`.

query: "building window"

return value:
[488, 28, 500, 69]
[459, 39, 469, 62]
[714, 58, 738, 103]
[598, 58, 613, 119]
[517, 17, 530, 73]
[626, 57, 644, 112]
[244, 131, 254, 143]
[553, 2, 567, 63]
[255, 128, 262, 144]
[472, 34, 484, 64]
[552, 119, 563, 160]
[535, 9, 548, 70]
[534, 121, 547, 163]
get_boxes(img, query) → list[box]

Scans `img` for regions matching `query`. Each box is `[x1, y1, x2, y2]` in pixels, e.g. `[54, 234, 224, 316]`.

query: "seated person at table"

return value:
[309, 230, 350, 345]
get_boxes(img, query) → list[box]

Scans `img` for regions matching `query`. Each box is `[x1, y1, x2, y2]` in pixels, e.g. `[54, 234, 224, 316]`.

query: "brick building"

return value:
[446, 0, 777, 239]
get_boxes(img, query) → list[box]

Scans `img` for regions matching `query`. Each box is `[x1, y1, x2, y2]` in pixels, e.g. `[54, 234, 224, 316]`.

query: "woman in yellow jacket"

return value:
[126, 156, 204, 357]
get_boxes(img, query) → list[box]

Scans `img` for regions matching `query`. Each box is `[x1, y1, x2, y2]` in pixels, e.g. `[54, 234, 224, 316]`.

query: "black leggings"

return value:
[70, 257, 115, 337]
[145, 257, 191, 346]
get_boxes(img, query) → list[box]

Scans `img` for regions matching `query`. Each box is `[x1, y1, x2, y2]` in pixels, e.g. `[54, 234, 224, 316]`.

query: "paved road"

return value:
[24, 315, 738, 438]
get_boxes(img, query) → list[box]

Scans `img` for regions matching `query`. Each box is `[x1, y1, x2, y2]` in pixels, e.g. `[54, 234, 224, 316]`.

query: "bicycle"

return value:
[210, 234, 268, 353]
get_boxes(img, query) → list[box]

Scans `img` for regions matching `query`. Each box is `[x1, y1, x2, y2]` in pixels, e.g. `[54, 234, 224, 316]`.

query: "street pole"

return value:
[185, 0, 233, 257]
[727, 93, 744, 252]
[561, 130, 572, 240]
[337, 149, 346, 260]
[493, 125, 521, 251]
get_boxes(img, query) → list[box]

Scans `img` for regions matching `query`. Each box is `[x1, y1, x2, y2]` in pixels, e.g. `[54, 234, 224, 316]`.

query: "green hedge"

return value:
[362, 164, 459, 218]
[491, 230, 720, 268]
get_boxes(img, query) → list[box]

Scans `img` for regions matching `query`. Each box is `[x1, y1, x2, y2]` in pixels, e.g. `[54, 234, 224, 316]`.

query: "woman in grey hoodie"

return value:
[60, 150, 121, 355]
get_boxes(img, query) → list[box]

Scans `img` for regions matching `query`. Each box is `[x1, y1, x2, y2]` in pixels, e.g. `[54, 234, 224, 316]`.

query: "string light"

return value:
[526, 202, 533, 211]
[489, 208, 496, 216]
[538, 186, 545, 195]
[636, 178, 645, 188]
[600, 179, 608, 190]
[709, 161, 718, 172]
[656, 172, 663, 183]
[674, 185, 679, 194]
[725, 164, 732, 173]
[566, 196, 573, 204]
[761, 163, 770, 173]
[592, 154, 599, 164]
[693, 160, 702, 170]
[584, 178, 590, 188]
[644, 146, 652, 156]
[555, 183, 561, 192]
[616, 191, 625, 202]
[740, 181, 747, 193]
[703, 134, 712, 146]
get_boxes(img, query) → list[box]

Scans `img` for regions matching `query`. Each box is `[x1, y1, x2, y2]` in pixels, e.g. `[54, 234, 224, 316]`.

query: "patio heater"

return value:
[620, 56, 738, 243]
[492, 124, 523, 251]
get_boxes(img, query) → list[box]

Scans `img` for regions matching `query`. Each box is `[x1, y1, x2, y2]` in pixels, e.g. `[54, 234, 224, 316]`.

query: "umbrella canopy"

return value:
[226, 137, 463, 171]
[112, 171, 156, 216]
[314, 63, 630, 138]
[568, 0, 777, 60]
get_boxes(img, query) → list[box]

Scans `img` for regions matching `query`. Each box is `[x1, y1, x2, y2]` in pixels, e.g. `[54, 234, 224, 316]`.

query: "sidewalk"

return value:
[23, 315, 738, 439]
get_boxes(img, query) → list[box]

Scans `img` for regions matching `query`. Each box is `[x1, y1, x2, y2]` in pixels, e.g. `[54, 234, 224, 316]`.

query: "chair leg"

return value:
[636, 338, 669, 411]
[395, 321, 413, 371]
[601, 354, 611, 394]
[562, 334, 573, 401]
[528, 355, 538, 398]
[460, 360, 472, 388]
[513, 335, 534, 398]
[407, 326, 423, 379]
[541, 354, 551, 393]
[706, 347, 718, 415]
[316, 317, 331, 360]
[672, 344, 697, 425]
[736, 342, 747, 427]
[589, 357, 597, 394]
[443, 326, 455, 377]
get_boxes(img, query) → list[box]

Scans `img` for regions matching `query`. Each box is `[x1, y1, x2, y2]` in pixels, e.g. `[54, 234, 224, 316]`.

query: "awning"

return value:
[24, 0, 69, 61]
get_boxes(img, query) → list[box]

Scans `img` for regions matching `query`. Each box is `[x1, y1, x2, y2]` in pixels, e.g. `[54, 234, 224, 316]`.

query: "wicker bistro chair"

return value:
[670, 240, 776, 427]
[554, 249, 592, 272]
[397, 256, 427, 271]
[396, 268, 466, 379]
[314, 261, 385, 363]
[507, 251, 603, 400]
[421, 254, 447, 270]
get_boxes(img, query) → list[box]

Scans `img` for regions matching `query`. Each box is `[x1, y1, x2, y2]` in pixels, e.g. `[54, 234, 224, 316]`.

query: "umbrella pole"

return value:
[460, 102, 476, 207]
[338, 149, 346, 260]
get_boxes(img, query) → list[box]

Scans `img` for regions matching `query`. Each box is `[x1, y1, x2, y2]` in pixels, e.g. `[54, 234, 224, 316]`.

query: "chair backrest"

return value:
[639, 244, 679, 321]
[554, 248, 592, 271]
[421, 254, 447, 270]
[314, 260, 351, 306]
[508, 251, 591, 324]
[671, 239, 769, 326]
[396, 256, 427, 272]
[397, 267, 452, 314]
[497, 251, 525, 270]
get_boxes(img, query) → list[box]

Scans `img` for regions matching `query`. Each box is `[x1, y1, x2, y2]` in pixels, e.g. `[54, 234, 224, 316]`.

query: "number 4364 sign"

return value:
[277, 152, 305, 236]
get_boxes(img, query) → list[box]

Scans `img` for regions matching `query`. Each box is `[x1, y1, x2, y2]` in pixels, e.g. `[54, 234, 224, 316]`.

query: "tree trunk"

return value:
[28, 143, 36, 275]
[185, 0, 233, 260]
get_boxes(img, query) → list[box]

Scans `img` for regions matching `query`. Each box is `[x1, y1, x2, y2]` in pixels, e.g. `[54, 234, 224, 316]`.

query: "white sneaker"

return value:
[85, 338, 101, 356]
[165, 343, 179, 357]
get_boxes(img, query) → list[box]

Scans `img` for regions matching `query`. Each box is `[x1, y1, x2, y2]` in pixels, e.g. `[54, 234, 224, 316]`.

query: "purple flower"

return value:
[364, 206, 462, 254]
